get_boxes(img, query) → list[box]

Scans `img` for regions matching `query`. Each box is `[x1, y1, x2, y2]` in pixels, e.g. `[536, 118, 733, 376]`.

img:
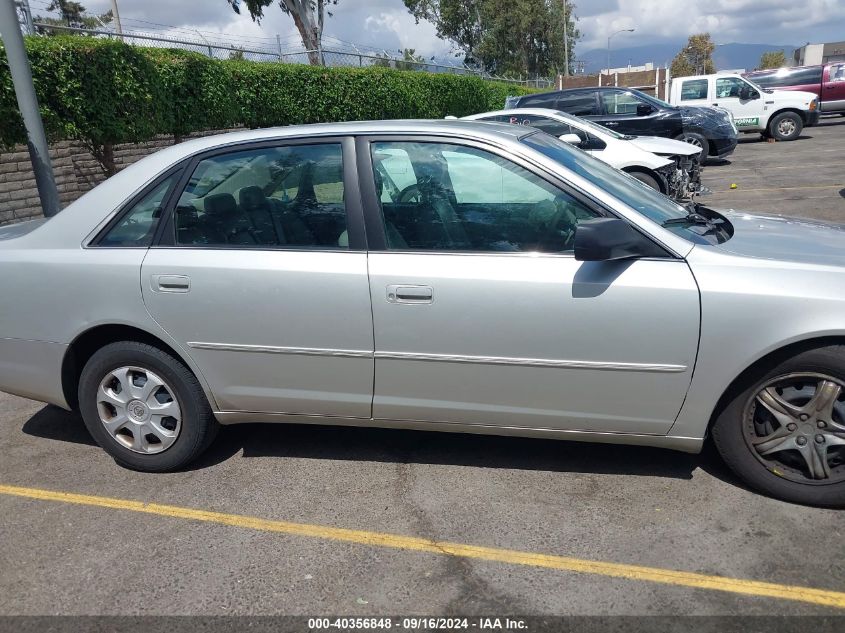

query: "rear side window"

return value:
[831, 63, 845, 82]
[556, 92, 596, 116]
[98, 174, 176, 247]
[680, 79, 708, 100]
[171, 144, 348, 249]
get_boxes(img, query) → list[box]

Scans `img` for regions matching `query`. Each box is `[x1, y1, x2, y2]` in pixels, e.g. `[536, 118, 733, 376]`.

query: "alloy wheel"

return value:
[96, 366, 182, 454]
[743, 373, 845, 484]
[777, 118, 796, 137]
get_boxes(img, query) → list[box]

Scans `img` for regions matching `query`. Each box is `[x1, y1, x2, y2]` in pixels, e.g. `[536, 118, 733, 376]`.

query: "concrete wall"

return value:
[0, 128, 240, 226]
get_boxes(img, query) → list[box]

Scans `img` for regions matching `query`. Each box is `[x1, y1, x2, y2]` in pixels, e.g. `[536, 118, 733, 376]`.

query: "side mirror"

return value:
[558, 133, 582, 145]
[574, 217, 654, 262]
[636, 103, 653, 116]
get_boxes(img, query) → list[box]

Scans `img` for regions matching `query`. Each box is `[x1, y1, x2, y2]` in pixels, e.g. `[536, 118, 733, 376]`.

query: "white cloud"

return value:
[35, 0, 845, 59]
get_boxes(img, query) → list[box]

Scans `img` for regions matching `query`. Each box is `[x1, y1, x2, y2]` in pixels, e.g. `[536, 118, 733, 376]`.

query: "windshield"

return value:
[631, 89, 674, 109]
[551, 110, 625, 139]
[521, 132, 727, 244]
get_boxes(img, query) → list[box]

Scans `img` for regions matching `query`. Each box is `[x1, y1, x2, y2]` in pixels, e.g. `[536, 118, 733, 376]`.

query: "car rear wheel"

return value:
[768, 112, 803, 141]
[675, 132, 709, 161]
[78, 341, 218, 472]
[628, 171, 662, 192]
[712, 346, 845, 507]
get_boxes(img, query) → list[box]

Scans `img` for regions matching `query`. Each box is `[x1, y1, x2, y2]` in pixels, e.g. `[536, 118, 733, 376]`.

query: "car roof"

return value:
[166, 119, 531, 158]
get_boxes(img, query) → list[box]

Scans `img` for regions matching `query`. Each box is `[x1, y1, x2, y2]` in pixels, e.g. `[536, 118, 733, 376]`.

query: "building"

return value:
[793, 41, 845, 66]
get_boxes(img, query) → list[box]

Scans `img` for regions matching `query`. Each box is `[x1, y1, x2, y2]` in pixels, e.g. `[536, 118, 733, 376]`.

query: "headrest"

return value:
[239, 186, 267, 210]
[204, 193, 237, 217]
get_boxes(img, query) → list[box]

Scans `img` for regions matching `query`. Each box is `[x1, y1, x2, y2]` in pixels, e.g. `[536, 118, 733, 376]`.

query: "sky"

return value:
[26, 0, 845, 59]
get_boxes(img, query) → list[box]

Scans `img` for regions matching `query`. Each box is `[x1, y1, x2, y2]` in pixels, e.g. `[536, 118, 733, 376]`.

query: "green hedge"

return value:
[0, 37, 535, 173]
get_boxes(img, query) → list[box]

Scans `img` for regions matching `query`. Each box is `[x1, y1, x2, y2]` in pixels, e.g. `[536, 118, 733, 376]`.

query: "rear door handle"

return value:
[386, 284, 433, 304]
[152, 274, 190, 293]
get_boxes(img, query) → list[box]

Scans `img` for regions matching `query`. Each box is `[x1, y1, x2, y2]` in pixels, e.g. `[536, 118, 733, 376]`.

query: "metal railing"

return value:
[31, 23, 555, 88]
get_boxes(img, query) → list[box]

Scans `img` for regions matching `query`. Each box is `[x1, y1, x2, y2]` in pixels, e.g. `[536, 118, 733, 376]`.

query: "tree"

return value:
[227, 0, 337, 65]
[396, 48, 426, 71]
[758, 50, 787, 70]
[35, 1, 113, 33]
[47, 0, 85, 25]
[670, 33, 716, 77]
[403, 0, 578, 77]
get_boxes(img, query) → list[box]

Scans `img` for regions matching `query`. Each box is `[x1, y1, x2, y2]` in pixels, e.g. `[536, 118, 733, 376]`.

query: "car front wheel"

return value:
[712, 346, 845, 507]
[675, 132, 709, 161]
[78, 341, 218, 472]
[768, 112, 803, 141]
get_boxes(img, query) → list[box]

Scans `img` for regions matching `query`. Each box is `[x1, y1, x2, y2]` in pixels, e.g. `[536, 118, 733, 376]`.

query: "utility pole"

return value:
[0, 0, 60, 217]
[562, 0, 569, 76]
[109, 0, 123, 41]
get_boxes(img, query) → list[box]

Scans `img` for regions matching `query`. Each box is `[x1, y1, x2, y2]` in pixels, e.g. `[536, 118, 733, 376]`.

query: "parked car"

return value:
[462, 108, 703, 201]
[505, 86, 738, 161]
[668, 73, 819, 140]
[744, 63, 845, 116]
[1, 120, 844, 507]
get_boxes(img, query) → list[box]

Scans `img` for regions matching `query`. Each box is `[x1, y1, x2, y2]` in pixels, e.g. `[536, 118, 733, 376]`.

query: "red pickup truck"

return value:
[744, 63, 845, 116]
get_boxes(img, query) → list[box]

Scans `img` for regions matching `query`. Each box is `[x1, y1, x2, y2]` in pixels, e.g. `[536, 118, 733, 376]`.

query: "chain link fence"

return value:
[31, 23, 555, 88]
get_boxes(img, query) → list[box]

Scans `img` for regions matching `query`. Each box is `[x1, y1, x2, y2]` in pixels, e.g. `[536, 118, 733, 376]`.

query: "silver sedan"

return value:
[0, 120, 843, 506]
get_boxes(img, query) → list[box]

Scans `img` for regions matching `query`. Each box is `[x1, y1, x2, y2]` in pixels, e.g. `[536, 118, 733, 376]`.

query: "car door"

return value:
[359, 136, 700, 435]
[141, 138, 374, 417]
[822, 63, 845, 112]
[712, 76, 763, 130]
[595, 89, 669, 136]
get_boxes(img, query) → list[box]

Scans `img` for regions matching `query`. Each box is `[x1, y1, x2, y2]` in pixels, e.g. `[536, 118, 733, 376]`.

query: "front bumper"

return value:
[709, 135, 738, 158]
[803, 110, 820, 127]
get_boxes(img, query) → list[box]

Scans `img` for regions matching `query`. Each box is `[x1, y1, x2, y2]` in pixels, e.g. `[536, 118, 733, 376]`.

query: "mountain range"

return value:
[577, 42, 797, 74]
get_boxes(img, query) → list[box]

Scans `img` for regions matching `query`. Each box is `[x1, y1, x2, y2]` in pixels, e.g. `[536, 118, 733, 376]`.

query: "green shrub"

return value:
[0, 37, 539, 162]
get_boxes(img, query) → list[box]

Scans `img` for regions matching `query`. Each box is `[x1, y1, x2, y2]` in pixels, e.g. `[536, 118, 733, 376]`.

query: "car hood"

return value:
[713, 211, 845, 267]
[769, 89, 817, 105]
[679, 105, 736, 138]
[627, 135, 699, 157]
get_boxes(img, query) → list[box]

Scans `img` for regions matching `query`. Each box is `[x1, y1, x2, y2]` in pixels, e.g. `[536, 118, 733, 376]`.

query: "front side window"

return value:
[98, 174, 176, 247]
[716, 77, 749, 99]
[370, 141, 599, 253]
[600, 91, 643, 115]
[172, 143, 347, 248]
[680, 79, 708, 101]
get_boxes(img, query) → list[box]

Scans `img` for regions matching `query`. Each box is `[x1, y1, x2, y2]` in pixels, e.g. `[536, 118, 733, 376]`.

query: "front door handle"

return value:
[152, 274, 190, 293]
[604, 121, 619, 126]
[386, 284, 433, 304]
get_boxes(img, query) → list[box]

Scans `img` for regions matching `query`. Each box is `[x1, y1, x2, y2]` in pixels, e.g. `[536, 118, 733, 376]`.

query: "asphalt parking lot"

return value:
[702, 115, 845, 221]
[1, 117, 845, 620]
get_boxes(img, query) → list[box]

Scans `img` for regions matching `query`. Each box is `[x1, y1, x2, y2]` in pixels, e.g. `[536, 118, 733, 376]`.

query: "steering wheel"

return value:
[397, 184, 423, 203]
[537, 195, 579, 252]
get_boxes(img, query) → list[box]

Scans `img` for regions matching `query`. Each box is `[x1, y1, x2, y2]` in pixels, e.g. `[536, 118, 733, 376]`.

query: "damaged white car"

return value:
[463, 108, 704, 202]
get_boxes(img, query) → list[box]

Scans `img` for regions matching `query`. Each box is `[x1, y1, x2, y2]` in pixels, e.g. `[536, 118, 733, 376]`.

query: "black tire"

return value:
[768, 111, 803, 141]
[675, 132, 709, 161]
[78, 341, 218, 472]
[628, 170, 662, 192]
[712, 345, 845, 507]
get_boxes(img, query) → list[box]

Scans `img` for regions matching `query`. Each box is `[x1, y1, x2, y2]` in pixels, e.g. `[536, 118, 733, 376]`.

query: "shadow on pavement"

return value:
[21, 404, 744, 487]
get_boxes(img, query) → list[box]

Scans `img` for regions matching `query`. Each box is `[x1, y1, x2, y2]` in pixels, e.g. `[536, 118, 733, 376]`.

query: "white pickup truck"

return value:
[668, 73, 819, 141]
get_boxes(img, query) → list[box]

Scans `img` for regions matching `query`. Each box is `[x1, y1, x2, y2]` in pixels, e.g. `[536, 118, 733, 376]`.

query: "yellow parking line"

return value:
[1, 483, 844, 609]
